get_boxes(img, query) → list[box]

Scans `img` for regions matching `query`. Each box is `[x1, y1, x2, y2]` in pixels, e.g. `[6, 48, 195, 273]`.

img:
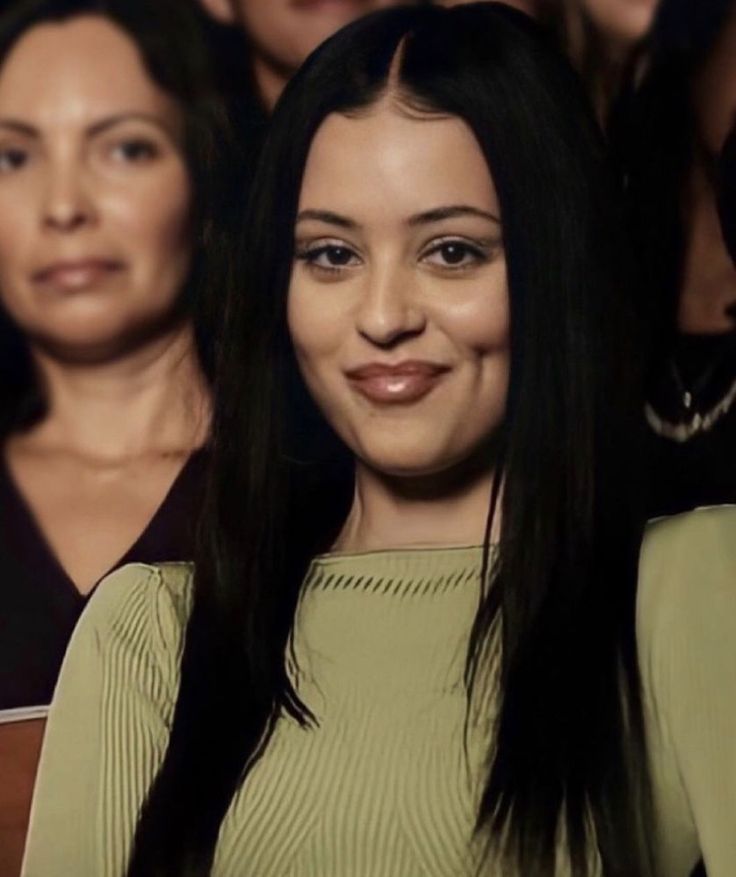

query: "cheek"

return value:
[442, 274, 510, 361]
[109, 167, 192, 276]
[287, 281, 346, 379]
[582, 0, 658, 40]
[0, 196, 37, 317]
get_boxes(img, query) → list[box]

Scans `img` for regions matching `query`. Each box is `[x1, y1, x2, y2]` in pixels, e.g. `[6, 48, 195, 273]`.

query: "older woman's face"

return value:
[288, 102, 510, 477]
[204, 0, 408, 75]
[0, 16, 192, 362]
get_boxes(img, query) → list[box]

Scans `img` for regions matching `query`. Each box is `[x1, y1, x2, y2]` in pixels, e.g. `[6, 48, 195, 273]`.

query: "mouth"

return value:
[32, 259, 125, 292]
[291, 0, 367, 14]
[345, 360, 451, 404]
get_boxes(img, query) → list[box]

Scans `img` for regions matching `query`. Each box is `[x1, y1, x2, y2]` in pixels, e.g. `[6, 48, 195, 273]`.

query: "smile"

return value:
[345, 361, 451, 404]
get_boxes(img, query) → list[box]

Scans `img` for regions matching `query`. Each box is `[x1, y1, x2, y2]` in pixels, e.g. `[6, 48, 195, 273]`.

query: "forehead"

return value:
[299, 102, 499, 218]
[0, 15, 178, 125]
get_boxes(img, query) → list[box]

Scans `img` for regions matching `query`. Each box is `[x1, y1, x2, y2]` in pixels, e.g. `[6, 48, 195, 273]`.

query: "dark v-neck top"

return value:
[0, 448, 208, 710]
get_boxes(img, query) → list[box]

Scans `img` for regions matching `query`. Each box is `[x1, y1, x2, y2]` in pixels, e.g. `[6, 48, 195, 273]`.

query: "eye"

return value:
[110, 138, 160, 163]
[295, 242, 362, 273]
[0, 147, 28, 174]
[421, 239, 490, 270]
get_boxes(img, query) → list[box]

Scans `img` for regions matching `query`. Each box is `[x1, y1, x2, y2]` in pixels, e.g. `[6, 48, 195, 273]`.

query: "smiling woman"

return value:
[289, 108, 509, 487]
[0, 0, 233, 712]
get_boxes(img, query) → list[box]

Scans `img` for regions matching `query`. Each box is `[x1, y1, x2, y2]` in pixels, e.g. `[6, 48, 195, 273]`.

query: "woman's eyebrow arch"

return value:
[295, 209, 357, 229]
[408, 205, 500, 225]
[0, 118, 36, 137]
[86, 112, 172, 137]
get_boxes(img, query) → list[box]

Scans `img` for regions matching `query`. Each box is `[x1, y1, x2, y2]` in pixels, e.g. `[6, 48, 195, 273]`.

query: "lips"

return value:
[291, 0, 366, 14]
[32, 259, 124, 292]
[345, 360, 450, 404]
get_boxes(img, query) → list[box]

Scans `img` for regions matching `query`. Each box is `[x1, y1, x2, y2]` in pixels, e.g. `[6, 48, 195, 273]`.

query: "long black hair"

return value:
[0, 0, 236, 436]
[130, 5, 652, 876]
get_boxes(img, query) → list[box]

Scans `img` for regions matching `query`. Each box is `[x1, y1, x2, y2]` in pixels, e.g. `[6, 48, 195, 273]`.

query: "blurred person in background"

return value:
[0, 0, 235, 713]
[197, 0, 428, 113]
[626, 0, 736, 518]
[435, 0, 662, 125]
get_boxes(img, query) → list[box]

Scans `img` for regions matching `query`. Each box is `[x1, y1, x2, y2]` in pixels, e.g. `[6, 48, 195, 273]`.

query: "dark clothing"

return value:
[0, 449, 207, 710]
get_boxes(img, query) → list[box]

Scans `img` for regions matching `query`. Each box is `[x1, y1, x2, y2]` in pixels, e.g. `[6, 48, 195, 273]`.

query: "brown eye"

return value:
[422, 238, 489, 270]
[297, 242, 362, 272]
[0, 147, 28, 173]
[438, 243, 468, 265]
[323, 246, 353, 266]
[111, 139, 159, 163]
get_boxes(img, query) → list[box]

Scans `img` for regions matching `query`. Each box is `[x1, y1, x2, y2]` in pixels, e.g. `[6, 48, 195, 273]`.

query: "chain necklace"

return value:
[646, 355, 736, 442]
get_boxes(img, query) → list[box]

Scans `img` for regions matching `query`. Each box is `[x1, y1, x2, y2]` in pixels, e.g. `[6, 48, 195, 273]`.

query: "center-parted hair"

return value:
[129, 5, 652, 876]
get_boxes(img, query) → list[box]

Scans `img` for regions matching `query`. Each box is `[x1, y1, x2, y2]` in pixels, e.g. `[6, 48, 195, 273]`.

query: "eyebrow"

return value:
[295, 204, 500, 229]
[0, 112, 176, 140]
[408, 205, 500, 226]
[295, 209, 357, 229]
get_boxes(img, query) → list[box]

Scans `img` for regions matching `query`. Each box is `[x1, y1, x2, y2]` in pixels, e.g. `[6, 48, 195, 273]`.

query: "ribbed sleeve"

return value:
[21, 563, 191, 877]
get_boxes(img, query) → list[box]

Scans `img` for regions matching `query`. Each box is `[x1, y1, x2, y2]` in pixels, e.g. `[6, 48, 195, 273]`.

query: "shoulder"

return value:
[638, 505, 736, 675]
[639, 505, 736, 614]
[77, 561, 195, 664]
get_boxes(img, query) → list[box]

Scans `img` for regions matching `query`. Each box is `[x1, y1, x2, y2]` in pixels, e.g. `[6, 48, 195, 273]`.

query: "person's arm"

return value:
[638, 506, 736, 877]
[21, 563, 191, 877]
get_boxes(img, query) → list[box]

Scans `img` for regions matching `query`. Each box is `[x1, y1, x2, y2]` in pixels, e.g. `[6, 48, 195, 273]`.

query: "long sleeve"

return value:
[21, 562, 192, 877]
[638, 506, 736, 877]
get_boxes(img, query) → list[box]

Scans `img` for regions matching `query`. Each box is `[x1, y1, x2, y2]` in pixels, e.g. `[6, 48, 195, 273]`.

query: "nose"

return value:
[41, 161, 95, 233]
[355, 262, 426, 348]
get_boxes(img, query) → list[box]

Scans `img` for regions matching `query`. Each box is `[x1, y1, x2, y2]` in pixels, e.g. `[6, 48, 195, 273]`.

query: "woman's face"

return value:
[0, 15, 192, 363]
[288, 101, 510, 478]
[580, 0, 660, 45]
[207, 0, 407, 76]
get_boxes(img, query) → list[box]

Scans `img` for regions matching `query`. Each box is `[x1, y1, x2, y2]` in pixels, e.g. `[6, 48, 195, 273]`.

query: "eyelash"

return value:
[110, 138, 160, 163]
[420, 238, 493, 270]
[294, 243, 359, 274]
[294, 237, 495, 275]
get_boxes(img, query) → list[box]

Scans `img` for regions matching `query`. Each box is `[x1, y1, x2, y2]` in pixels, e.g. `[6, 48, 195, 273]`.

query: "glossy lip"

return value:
[345, 360, 451, 404]
[32, 258, 125, 292]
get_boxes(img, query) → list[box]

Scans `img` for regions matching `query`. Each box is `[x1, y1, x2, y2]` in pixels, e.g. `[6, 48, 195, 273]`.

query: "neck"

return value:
[251, 54, 291, 112]
[334, 456, 499, 554]
[19, 322, 210, 461]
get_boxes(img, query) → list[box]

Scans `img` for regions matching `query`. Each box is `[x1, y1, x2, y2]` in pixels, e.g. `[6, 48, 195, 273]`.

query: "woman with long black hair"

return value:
[23, 5, 736, 877]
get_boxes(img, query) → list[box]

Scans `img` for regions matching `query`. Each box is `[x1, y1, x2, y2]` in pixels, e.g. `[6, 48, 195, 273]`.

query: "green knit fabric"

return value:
[22, 507, 736, 877]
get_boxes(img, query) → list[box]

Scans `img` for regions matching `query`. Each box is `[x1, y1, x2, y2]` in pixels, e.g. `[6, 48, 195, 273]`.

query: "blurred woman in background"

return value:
[626, 0, 736, 516]
[436, 0, 662, 125]
[0, 0, 234, 711]
[196, 0, 426, 111]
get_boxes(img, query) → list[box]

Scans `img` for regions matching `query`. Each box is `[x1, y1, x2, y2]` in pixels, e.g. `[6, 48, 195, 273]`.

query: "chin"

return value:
[27, 311, 182, 365]
[356, 442, 471, 481]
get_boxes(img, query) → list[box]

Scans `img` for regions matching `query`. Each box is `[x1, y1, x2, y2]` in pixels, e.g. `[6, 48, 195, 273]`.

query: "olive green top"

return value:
[21, 507, 736, 876]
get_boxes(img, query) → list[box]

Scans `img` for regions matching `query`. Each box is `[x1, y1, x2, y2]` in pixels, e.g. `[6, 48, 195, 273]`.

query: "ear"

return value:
[197, 0, 237, 24]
